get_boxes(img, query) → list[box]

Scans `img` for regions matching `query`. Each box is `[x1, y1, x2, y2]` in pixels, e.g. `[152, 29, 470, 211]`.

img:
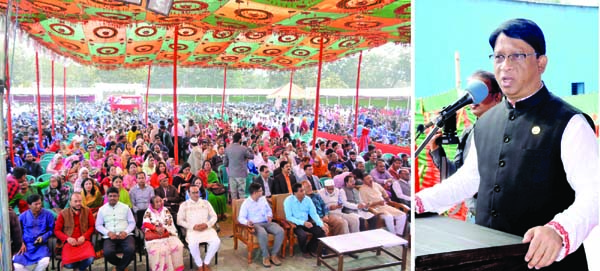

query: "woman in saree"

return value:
[142, 196, 184, 271]
[44, 175, 71, 214]
[196, 160, 227, 221]
[150, 161, 171, 188]
[80, 178, 103, 215]
[103, 175, 132, 208]
[142, 156, 157, 176]
[172, 162, 196, 202]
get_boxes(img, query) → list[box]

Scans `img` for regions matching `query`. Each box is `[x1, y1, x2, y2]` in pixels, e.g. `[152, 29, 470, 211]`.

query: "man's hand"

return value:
[67, 237, 77, 246]
[329, 204, 338, 211]
[357, 203, 366, 209]
[194, 223, 208, 231]
[303, 221, 313, 228]
[323, 224, 329, 235]
[119, 232, 128, 239]
[267, 216, 272, 223]
[322, 215, 329, 223]
[522, 226, 563, 269]
[108, 232, 118, 240]
[247, 221, 254, 227]
[17, 243, 26, 255]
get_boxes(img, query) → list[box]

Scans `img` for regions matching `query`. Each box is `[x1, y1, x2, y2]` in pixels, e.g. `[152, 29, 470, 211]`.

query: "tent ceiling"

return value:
[0, 0, 410, 70]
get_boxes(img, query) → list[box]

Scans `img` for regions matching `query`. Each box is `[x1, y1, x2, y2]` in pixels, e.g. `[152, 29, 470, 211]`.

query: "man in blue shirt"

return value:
[13, 194, 54, 271]
[238, 183, 284, 267]
[283, 183, 326, 258]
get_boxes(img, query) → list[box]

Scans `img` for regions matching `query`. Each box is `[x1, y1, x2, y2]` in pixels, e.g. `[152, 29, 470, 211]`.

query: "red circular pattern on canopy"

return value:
[168, 43, 189, 51]
[339, 38, 360, 48]
[310, 36, 330, 45]
[234, 8, 273, 21]
[249, 58, 266, 63]
[98, 58, 118, 64]
[212, 30, 234, 39]
[278, 34, 299, 43]
[96, 46, 119, 55]
[291, 49, 310, 56]
[50, 23, 75, 36]
[263, 49, 281, 55]
[59, 41, 81, 51]
[203, 46, 222, 53]
[276, 58, 292, 64]
[32, 1, 67, 12]
[96, 12, 131, 21]
[296, 17, 331, 27]
[93, 26, 118, 39]
[344, 21, 381, 29]
[245, 31, 266, 40]
[178, 27, 198, 37]
[221, 56, 239, 61]
[194, 56, 213, 61]
[135, 26, 157, 37]
[132, 56, 151, 62]
[172, 1, 209, 12]
[336, 0, 383, 10]
[134, 45, 154, 53]
[232, 46, 252, 53]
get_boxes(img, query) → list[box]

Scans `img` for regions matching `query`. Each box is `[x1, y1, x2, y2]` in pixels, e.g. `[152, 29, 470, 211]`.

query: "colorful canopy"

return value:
[0, 0, 410, 70]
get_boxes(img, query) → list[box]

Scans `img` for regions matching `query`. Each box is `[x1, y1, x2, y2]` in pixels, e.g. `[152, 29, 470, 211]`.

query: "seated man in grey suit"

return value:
[253, 165, 273, 198]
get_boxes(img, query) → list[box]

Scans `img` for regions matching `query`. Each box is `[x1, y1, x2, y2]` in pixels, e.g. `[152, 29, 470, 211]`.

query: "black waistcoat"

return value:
[473, 86, 593, 270]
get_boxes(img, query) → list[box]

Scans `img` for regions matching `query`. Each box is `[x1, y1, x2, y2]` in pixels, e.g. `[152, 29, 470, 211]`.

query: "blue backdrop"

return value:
[415, 0, 598, 97]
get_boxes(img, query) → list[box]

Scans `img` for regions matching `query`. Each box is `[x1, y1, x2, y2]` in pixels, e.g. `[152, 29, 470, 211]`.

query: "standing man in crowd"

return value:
[224, 132, 254, 199]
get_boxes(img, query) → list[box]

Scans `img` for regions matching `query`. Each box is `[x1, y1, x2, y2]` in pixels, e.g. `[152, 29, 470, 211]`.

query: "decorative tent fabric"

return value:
[0, 0, 410, 70]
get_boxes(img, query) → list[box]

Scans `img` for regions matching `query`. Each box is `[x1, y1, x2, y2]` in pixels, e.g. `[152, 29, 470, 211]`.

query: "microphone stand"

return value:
[415, 111, 455, 157]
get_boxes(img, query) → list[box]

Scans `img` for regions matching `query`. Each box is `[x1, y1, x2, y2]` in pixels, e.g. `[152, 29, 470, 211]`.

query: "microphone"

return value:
[423, 79, 489, 128]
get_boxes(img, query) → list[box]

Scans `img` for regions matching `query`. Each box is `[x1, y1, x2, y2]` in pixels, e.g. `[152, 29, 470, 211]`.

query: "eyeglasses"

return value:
[190, 191, 199, 194]
[488, 52, 538, 64]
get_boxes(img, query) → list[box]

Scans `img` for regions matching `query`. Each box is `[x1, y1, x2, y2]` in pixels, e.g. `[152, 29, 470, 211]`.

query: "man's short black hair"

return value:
[279, 161, 288, 169]
[303, 164, 312, 171]
[291, 182, 303, 194]
[249, 182, 262, 194]
[13, 167, 27, 179]
[259, 165, 269, 173]
[27, 194, 41, 205]
[233, 132, 242, 143]
[106, 187, 119, 196]
[489, 18, 545, 56]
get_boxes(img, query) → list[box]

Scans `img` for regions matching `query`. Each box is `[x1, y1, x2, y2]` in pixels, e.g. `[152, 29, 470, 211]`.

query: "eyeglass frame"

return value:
[488, 52, 539, 64]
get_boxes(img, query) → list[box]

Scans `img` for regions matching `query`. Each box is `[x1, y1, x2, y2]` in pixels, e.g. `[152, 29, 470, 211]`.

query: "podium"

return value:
[415, 215, 529, 271]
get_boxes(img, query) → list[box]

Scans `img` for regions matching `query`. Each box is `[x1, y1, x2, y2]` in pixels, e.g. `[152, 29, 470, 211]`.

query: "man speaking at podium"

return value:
[416, 18, 598, 270]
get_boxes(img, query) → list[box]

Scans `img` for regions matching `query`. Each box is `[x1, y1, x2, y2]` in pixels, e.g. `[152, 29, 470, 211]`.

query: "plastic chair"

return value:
[245, 174, 258, 195]
[37, 173, 53, 183]
[26, 175, 36, 183]
[382, 153, 395, 161]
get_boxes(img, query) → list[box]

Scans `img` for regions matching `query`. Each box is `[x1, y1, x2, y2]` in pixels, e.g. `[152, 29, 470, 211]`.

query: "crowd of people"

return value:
[4, 100, 410, 271]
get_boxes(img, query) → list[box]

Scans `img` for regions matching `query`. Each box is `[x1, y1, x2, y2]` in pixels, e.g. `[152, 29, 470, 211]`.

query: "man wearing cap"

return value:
[188, 137, 203, 174]
[416, 19, 597, 270]
[319, 179, 360, 233]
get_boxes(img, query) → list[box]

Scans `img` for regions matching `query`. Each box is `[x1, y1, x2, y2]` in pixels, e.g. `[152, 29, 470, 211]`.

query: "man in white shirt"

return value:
[318, 179, 360, 233]
[95, 187, 136, 271]
[178, 185, 220, 271]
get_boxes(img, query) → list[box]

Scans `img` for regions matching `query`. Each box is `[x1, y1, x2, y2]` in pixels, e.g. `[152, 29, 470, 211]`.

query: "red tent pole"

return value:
[51, 60, 55, 136]
[35, 52, 42, 149]
[221, 66, 227, 120]
[6, 56, 13, 164]
[145, 65, 151, 126]
[286, 70, 294, 117]
[312, 36, 325, 149]
[63, 67, 66, 126]
[353, 51, 363, 138]
[173, 26, 179, 165]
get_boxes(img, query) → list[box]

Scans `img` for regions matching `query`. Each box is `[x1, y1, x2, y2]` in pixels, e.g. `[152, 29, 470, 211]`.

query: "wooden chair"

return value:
[232, 198, 283, 264]
[271, 193, 310, 256]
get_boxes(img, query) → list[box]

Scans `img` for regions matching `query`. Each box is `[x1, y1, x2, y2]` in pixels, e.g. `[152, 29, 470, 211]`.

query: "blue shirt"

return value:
[238, 196, 272, 225]
[283, 195, 323, 227]
[308, 193, 329, 217]
[13, 209, 55, 266]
